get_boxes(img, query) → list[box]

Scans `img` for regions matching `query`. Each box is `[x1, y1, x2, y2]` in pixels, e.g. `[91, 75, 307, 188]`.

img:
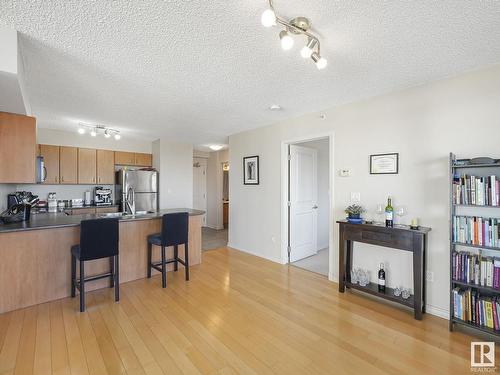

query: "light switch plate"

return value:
[339, 169, 351, 177]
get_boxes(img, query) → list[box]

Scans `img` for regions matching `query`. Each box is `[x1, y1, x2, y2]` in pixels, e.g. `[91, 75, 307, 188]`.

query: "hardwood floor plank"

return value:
[0, 248, 491, 375]
[33, 304, 51, 375]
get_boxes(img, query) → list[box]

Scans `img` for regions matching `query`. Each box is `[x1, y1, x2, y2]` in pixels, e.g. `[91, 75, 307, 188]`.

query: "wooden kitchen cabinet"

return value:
[59, 146, 78, 184]
[135, 153, 152, 167]
[95, 206, 119, 214]
[0, 112, 36, 183]
[78, 148, 97, 184]
[114, 151, 135, 165]
[39, 144, 60, 184]
[97, 149, 115, 184]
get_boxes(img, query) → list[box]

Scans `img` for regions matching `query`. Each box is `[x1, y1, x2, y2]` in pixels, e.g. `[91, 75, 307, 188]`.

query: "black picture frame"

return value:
[370, 153, 399, 175]
[243, 155, 259, 185]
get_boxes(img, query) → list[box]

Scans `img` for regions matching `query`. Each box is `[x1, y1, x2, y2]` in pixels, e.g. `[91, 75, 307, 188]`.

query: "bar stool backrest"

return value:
[80, 218, 119, 261]
[161, 212, 189, 247]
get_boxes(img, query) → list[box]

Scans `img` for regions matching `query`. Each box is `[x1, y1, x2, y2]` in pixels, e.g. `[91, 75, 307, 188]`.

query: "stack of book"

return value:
[453, 174, 500, 206]
[452, 216, 500, 247]
[453, 288, 500, 331]
[452, 251, 500, 288]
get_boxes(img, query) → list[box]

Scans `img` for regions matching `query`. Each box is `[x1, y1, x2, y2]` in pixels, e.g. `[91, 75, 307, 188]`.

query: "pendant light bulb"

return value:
[279, 30, 294, 51]
[261, 8, 276, 27]
[104, 129, 111, 138]
[311, 52, 328, 70]
[78, 127, 85, 135]
[114, 133, 121, 140]
[301, 38, 318, 59]
[90, 128, 97, 137]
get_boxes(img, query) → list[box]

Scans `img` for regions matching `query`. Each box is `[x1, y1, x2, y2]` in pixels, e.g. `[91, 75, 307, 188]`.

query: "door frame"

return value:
[280, 131, 335, 281]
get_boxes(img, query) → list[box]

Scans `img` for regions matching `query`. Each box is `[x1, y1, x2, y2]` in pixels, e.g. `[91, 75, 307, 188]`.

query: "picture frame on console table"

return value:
[243, 155, 259, 185]
[370, 153, 399, 174]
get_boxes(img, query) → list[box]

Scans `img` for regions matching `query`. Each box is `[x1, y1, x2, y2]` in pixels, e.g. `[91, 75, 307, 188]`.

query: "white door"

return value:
[193, 161, 207, 226]
[289, 145, 318, 262]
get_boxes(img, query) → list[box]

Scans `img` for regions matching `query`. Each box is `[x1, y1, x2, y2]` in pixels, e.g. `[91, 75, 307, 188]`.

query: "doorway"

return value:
[282, 135, 333, 277]
[193, 158, 207, 226]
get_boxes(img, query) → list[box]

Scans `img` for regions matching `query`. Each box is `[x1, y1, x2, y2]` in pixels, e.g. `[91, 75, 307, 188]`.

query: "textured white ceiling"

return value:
[1, 1, 500, 148]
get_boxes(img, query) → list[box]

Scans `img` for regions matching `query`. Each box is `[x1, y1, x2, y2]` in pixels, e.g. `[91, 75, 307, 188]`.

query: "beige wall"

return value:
[228, 63, 500, 319]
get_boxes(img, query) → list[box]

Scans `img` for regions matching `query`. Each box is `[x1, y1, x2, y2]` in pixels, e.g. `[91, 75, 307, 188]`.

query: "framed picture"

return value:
[370, 153, 399, 174]
[243, 156, 259, 185]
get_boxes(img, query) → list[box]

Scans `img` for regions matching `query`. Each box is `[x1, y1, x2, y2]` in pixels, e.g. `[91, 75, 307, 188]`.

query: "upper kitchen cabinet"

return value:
[114, 151, 135, 165]
[135, 152, 152, 167]
[96, 149, 115, 184]
[78, 148, 97, 184]
[38, 144, 60, 184]
[114, 151, 152, 167]
[0, 112, 36, 183]
[59, 146, 78, 184]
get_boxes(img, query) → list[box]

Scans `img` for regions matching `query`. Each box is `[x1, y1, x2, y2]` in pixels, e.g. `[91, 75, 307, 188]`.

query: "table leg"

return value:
[339, 233, 346, 293]
[413, 236, 424, 320]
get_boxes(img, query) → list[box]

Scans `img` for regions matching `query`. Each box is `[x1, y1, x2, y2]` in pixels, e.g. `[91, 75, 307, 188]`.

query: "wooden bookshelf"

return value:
[449, 153, 500, 337]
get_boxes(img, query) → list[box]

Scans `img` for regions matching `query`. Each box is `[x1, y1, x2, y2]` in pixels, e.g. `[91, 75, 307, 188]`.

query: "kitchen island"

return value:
[0, 209, 204, 314]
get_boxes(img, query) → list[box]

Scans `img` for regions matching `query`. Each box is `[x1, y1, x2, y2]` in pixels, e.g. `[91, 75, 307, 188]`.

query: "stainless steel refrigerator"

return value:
[116, 169, 158, 213]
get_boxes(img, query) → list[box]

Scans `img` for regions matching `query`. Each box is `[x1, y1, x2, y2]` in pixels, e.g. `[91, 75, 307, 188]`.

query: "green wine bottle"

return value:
[385, 196, 394, 228]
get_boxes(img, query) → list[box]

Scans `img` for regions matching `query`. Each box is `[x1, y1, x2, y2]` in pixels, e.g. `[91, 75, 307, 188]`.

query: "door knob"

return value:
[312, 205, 318, 209]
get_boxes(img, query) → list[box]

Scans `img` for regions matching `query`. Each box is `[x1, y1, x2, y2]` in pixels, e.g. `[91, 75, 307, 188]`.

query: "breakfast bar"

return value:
[0, 209, 204, 314]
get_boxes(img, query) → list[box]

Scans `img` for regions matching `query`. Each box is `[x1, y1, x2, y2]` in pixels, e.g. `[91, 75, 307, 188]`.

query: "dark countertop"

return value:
[0, 209, 205, 234]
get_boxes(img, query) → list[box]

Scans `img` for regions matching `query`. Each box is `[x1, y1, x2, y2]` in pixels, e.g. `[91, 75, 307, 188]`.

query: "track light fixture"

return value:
[78, 123, 121, 140]
[261, 0, 327, 70]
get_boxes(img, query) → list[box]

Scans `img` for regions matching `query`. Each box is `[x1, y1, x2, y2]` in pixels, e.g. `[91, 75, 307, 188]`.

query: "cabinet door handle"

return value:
[61, 176, 64, 182]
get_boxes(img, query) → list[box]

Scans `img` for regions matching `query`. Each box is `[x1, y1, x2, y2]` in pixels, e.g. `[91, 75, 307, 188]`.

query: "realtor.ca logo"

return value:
[471, 342, 496, 372]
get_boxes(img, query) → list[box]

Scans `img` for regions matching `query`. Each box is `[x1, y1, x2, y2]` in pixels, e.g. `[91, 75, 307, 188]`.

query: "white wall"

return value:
[297, 139, 330, 251]
[228, 63, 500, 318]
[155, 139, 193, 209]
[0, 26, 18, 74]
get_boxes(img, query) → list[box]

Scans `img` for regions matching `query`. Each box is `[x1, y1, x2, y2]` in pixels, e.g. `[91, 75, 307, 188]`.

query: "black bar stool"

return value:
[71, 218, 119, 312]
[147, 212, 189, 288]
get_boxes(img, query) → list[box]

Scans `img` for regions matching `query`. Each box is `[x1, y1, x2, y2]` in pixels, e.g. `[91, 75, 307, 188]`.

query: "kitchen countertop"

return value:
[0, 208, 205, 233]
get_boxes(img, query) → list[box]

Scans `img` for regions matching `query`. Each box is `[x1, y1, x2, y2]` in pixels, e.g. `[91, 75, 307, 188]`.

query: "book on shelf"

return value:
[453, 174, 500, 206]
[452, 287, 500, 330]
[452, 215, 500, 248]
[452, 251, 500, 288]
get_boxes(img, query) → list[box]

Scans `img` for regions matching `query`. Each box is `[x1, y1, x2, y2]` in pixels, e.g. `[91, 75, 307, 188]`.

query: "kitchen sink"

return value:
[100, 211, 155, 218]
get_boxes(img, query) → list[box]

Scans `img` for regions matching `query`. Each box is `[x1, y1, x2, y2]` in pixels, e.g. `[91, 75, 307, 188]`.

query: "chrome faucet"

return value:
[125, 187, 136, 215]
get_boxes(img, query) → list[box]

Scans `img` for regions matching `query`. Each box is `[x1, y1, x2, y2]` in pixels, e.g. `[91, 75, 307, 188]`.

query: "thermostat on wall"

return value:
[339, 169, 351, 177]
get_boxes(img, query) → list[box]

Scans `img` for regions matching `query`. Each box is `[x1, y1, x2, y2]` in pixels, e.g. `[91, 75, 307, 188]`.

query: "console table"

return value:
[338, 221, 430, 320]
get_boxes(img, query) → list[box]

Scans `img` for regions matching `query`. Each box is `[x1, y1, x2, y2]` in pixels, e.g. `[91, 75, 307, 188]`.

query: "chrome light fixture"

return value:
[78, 123, 121, 140]
[261, 0, 327, 70]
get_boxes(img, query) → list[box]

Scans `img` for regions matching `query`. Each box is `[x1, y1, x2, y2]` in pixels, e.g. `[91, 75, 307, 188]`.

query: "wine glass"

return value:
[375, 204, 384, 225]
[396, 206, 407, 227]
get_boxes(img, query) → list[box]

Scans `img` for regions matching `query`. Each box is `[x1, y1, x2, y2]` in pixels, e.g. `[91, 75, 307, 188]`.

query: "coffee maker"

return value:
[1, 191, 39, 223]
[94, 187, 112, 206]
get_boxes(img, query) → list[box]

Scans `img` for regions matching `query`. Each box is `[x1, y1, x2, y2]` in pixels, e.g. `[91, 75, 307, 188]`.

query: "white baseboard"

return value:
[425, 304, 449, 320]
[206, 224, 224, 230]
[227, 243, 285, 264]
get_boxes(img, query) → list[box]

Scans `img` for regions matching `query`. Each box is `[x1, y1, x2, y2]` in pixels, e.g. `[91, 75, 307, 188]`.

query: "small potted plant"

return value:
[345, 204, 365, 224]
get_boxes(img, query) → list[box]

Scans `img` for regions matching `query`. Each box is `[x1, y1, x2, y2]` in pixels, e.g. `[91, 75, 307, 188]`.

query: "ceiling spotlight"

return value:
[209, 145, 223, 151]
[114, 133, 121, 140]
[300, 38, 318, 59]
[261, 1, 327, 70]
[261, 8, 276, 27]
[279, 30, 294, 51]
[78, 127, 85, 135]
[104, 129, 111, 138]
[90, 129, 97, 137]
[311, 52, 328, 70]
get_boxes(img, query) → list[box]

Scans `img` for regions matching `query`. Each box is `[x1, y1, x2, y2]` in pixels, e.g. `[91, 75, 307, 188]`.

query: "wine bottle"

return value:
[385, 196, 394, 228]
[378, 263, 386, 292]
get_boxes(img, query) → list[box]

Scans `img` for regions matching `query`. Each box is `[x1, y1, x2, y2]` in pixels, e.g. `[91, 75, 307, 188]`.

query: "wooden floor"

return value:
[0, 247, 493, 374]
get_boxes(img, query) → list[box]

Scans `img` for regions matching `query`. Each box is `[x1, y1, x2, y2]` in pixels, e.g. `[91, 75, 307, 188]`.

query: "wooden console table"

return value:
[338, 221, 430, 320]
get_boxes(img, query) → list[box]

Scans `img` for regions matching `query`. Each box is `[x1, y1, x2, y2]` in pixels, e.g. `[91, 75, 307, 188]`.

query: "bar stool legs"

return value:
[110, 256, 115, 288]
[79, 261, 85, 313]
[161, 246, 167, 288]
[115, 255, 120, 302]
[174, 245, 179, 271]
[71, 254, 76, 298]
[147, 242, 152, 278]
[185, 243, 189, 281]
